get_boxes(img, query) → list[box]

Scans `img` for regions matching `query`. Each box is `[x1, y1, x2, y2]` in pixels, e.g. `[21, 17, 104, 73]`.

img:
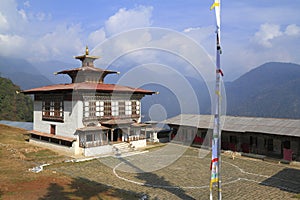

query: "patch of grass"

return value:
[25, 149, 57, 158]
[293, 194, 300, 199]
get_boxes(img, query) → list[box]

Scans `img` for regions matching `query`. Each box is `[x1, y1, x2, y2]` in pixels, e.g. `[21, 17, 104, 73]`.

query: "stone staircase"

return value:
[112, 142, 135, 156]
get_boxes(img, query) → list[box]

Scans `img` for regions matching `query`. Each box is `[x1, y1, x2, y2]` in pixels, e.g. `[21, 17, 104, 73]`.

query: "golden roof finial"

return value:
[85, 45, 89, 55]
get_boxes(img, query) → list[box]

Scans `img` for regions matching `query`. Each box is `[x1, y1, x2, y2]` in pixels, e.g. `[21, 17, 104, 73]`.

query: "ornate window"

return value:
[95, 101, 105, 117]
[42, 95, 64, 122]
[111, 101, 119, 116]
[119, 101, 125, 116]
[104, 101, 111, 116]
[125, 101, 132, 115]
[83, 96, 141, 120]
[84, 100, 107, 120]
[132, 100, 140, 115]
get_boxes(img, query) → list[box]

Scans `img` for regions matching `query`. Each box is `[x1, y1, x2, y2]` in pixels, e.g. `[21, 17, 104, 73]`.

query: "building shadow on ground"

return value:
[39, 176, 143, 200]
[260, 168, 300, 193]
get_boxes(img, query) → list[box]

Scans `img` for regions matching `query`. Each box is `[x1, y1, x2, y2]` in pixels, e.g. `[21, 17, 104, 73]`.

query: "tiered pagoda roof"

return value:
[23, 46, 155, 95]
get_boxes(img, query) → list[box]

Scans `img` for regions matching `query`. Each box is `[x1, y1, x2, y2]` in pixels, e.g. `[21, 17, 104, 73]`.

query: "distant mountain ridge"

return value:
[0, 56, 76, 90]
[0, 56, 53, 90]
[0, 55, 299, 119]
[33, 60, 74, 84]
[143, 62, 300, 120]
[226, 62, 300, 119]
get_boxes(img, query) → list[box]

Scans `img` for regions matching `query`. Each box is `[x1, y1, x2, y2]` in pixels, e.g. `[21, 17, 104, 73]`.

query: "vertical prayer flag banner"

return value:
[210, 0, 222, 199]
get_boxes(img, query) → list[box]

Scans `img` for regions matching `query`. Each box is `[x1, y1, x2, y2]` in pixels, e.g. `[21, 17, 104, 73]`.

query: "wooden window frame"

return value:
[125, 101, 132, 116]
[111, 101, 119, 116]
[83, 98, 111, 121]
[42, 95, 64, 122]
[132, 100, 140, 117]
[82, 97, 141, 121]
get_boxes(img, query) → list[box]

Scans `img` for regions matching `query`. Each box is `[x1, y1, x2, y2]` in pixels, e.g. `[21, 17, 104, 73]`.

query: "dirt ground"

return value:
[0, 125, 139, 200]
[1, 124, 300, 200]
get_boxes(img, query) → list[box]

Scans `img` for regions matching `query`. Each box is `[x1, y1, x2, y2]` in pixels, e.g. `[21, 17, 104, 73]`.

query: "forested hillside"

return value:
[0, 77, 33, 122]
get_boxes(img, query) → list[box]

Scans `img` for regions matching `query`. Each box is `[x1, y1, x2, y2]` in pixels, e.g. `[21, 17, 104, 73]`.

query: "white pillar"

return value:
[111, 129, 114, 142]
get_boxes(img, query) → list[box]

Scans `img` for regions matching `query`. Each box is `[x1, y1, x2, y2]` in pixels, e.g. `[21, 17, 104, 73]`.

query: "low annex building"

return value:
[23, 47, 155, 156]
[164, 114, 300, 161]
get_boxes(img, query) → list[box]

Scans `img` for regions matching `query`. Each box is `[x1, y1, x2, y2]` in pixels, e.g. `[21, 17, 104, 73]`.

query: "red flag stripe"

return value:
[216, 69, 224, 76]
[210, 158, 219, 170]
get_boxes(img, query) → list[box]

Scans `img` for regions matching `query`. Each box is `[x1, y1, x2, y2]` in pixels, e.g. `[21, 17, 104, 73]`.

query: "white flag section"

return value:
[210, 0, 221, 38]
[210, 0, 222, 200]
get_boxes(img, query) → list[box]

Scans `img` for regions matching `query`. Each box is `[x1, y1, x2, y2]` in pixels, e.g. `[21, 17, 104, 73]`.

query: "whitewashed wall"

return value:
[33, 100, 84, 138]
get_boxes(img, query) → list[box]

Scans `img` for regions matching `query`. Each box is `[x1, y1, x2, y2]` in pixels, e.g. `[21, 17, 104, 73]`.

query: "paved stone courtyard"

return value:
[50, 143, 300, 199]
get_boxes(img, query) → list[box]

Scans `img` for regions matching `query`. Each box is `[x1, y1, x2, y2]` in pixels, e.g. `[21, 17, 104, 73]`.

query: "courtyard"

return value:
[1, 124, 299, 200]
[50, 143, 300, 200]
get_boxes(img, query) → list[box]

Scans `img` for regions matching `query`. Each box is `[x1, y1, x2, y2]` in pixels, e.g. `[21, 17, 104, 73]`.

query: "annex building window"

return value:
[42, 95, 64, 122]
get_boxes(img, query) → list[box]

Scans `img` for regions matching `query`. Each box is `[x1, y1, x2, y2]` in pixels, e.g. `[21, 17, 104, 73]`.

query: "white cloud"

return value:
[88, 6, 154, 51]
[104, 6, 153, 36]
[93, 28, 215, 83]
[285, 24, 300, 36]
[24, 1, 30, 8]
[253, 23, 283, 48]
[36, 12, 46, 21]
[18, 9, 27, 21]
[0, 12, 9, 31]
[0, 34, 25, 57]
[0, 0, 299, 83]
[183, 26, 214, 42]
[88, 28, 106, 47]
[0, 2, 155, 62]
[0, 0, 82, 61]
[0, 0, 29, 34]
[225, 22, 300, 80]
[32, 24, 83, 61]
[182, 26, 215, 56]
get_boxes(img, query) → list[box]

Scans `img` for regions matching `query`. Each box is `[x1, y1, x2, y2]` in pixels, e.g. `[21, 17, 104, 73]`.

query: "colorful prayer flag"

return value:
[210, 1, 222, 199]
[210, 2, 220, 10]
[210, 138, 219, 189]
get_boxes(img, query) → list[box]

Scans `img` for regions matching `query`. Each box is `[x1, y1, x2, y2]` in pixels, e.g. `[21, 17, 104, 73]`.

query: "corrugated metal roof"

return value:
[22, 82, 155, 95]
[164, 114, 300, 137]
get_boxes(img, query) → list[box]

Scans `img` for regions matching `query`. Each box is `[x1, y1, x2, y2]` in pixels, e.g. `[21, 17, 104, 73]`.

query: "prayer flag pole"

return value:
[210, 0, 222, 199]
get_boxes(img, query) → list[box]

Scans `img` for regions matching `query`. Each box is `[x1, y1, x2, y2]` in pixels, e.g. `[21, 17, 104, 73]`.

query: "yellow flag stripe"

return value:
[210, 2, 220, 10]
[215, 90, 221, 97]
[210, 178, 219, 189]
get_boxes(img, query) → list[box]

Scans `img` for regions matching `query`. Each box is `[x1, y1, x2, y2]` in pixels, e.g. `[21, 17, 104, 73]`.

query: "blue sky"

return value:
[1, 0, 300, 80]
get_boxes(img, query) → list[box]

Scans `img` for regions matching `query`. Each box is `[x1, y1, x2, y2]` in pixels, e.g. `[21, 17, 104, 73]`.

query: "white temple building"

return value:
[23, 47, 156, 156]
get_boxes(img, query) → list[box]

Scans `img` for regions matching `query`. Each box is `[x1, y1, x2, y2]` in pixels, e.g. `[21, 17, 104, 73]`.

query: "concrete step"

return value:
[112, 142, 134, 155]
